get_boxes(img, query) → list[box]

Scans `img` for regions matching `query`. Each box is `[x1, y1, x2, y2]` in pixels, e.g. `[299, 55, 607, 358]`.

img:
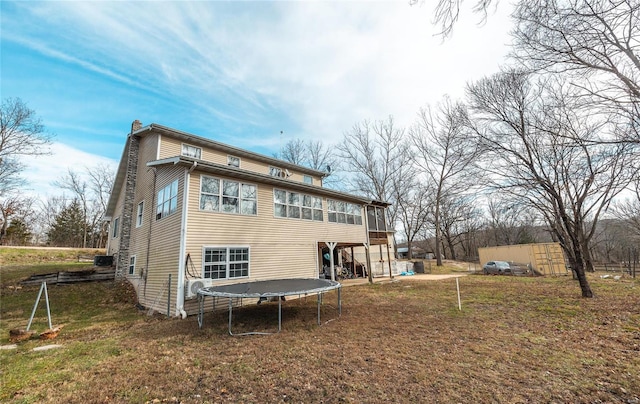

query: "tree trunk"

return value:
[573, 261, 594, 298]
[567, 251, 594, 298]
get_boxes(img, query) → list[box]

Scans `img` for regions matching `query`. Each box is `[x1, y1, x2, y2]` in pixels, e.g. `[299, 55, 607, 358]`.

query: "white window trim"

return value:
[156, 179, 179, 220]
[136, 201, 144, 228]
[273, 189, 323, 221]
[227, 155, 240, 168]
[303, 175, 313, 185]
[202, 246, 250, 280]
[181, 143, 202, 159]
[128, 255, 136, 276]
[328, 199, 363, 225]
[112, 217, 120, 238]
[269, 166, 283, 177]
[199, 175, 257, 216]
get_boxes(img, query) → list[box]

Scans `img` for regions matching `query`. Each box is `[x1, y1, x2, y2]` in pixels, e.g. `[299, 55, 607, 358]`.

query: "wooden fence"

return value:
[20, 267, 116, 286]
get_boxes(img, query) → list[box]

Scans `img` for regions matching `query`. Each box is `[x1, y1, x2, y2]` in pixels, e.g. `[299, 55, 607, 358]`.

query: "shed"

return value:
[478, 243, 568, 276]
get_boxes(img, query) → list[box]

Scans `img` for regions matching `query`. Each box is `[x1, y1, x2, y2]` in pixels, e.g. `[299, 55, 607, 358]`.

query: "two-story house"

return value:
[106, 121, 394, 317]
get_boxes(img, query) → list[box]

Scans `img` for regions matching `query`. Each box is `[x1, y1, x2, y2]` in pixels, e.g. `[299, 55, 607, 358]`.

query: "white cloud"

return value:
[20, 143, 118, 199]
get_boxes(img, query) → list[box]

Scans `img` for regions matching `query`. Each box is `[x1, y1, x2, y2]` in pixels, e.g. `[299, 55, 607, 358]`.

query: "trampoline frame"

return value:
[196, 278, 342, 336]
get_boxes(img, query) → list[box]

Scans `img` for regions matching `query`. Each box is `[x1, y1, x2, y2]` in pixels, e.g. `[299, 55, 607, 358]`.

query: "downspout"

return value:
[105, 221, 111, 253]
[143, 167, 157, 298]
[176, 161, 196, 319]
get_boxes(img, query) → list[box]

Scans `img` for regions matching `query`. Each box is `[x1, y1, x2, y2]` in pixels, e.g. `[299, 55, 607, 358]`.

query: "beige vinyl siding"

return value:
[107, 176, 127, 256]
[158, 136, 323, 185]
[184, 171, 366, 284]
[137, 164, 184, 312]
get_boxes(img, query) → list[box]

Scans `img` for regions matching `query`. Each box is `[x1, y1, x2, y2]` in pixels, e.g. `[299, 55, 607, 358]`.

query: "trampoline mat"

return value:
[198, 278, 341, 298]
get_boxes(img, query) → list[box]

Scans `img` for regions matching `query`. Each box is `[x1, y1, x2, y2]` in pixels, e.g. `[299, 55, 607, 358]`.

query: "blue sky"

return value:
[1, 1, 512, 197]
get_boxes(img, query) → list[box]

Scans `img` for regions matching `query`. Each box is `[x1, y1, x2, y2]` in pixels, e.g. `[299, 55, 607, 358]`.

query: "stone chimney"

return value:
[131, 120, 142, 132]
[115, 121, 142, 278]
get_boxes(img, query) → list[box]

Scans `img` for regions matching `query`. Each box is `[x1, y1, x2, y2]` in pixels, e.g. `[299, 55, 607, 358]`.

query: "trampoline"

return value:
[197, 278, 342, 336]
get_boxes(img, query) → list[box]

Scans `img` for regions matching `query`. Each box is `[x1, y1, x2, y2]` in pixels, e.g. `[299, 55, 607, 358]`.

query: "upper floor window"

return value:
[366, 205, 387, 231]
[269, 166, 283, 177]
[156, 179, 179, 220]
[227, 155, 240, 168]
[136, 201, 144, 228]
[200, 175, 257, 215]
[303, 175, 313, 185]
[181, 144, 202, 159]
[274, 189, 323, 221]
[203, 246, 249, 279]
[328, 200, 363, 225]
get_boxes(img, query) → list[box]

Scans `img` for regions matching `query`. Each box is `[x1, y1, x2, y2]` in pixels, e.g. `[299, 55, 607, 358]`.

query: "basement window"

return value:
[203, 246, 249, 279]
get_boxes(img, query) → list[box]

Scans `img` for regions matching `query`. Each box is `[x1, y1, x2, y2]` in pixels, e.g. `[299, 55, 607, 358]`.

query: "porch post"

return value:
[325, 242, 337, 281]
[386, 241, 393, 279]
[364, 243, 373, 284]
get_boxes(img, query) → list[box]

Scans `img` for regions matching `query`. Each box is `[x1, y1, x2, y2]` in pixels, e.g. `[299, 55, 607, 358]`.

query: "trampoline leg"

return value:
[228, 298, 233, 336]
[198, 294, 204, 329]
[317, 293, 321, 325]
[278, 296, 282, 332]
[338, 287, 342, 316]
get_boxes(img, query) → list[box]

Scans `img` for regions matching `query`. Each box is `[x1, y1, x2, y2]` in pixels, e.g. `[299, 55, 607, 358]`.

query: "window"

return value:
[227, 155, 240, 167]
[274, 189, 322, 221]
[367, 206, 386, 231]
[112, 217, 120, 238]
[156, 179, 179, 220]
[181, 144, 201, 159]
[303, 175, 313, 185]
[203, 247, 249, 279]
[328, 200, 362, 225]
[269, 166, 282, 177]
[222, 180, 239, 213]
[200, 175, 257, 215]
[128, 255, 136, 275]
[136, 201, 144, 228]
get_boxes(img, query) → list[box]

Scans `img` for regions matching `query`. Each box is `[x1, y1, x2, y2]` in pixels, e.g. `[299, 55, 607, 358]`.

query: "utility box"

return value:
[93, 255, 114, 267]
[478, 243, 567, 276]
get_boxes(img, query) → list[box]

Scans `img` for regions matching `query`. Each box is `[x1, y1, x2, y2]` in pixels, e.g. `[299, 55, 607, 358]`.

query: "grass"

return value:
[1, 258, 639, 403]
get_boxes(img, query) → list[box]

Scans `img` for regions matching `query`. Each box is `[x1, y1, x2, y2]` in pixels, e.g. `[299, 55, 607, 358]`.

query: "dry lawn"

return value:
[1, 273, 639, 403]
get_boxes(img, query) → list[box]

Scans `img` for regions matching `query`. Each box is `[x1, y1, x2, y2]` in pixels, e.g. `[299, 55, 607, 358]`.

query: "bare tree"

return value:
[278, 138, 341, 188]
[409, 97, 481, 266]
[410, 0, 496, 38]
[278, 139, 307, 166]
[485, 197, 540, 246]
[467, 70, 639, 297]
[54, 164, 114, 248]
[55, 169, 89, 248]
[87, 163, 115, 248]
[0, 98, 52, 243]
[0, 194, 35, 244]
[512, 0, 640, 142]
[0, 97, 51, 160]
[393, 168, 429, 259]
[337, 116, 409, 232]
[612, 181, 640, 238]
[438, 195, 483, 260]
[32, 195, 67, 245]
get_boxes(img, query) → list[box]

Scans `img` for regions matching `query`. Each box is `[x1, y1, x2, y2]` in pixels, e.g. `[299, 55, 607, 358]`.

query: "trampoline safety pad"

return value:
[197, 278, 342, 336]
